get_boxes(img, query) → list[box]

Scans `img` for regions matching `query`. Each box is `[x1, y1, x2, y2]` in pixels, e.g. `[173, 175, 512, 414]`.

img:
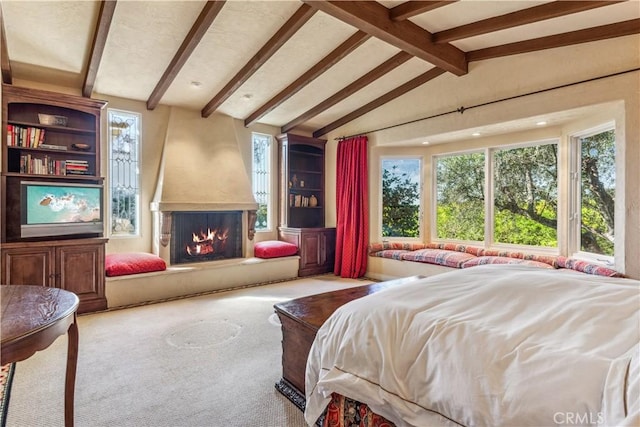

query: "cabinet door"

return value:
[299, 232, 320, 271]
[321, 229, 336, 270]
[56, 242, 106, 312]
[1, 246, 55, 286]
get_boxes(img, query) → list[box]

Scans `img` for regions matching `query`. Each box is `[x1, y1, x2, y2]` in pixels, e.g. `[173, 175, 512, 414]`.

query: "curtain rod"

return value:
[333, 67, 640, 141]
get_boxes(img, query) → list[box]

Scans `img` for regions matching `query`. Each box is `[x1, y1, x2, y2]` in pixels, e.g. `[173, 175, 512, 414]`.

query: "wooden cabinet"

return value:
[274, 277, 423, 408]
[1, 239, 107, 313]
[279, 227, 336, 276]
[0, 244, 53, 287]
[1, 84, 108, 312]
[277, 133, 335, 276]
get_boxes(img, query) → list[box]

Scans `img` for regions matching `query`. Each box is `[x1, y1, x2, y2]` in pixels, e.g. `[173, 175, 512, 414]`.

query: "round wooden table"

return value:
[1, 285, 79, 427]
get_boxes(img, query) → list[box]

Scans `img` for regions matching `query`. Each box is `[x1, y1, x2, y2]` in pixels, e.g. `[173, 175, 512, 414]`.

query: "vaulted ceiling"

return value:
[1, 1, 638, 139]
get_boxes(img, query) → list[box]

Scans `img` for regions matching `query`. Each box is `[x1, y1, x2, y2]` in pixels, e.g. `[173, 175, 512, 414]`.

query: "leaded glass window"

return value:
[108, 109, 140, 236]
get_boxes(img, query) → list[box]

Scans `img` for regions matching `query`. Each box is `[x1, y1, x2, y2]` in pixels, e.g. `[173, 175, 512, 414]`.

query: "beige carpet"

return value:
[5, 274, 373, 427]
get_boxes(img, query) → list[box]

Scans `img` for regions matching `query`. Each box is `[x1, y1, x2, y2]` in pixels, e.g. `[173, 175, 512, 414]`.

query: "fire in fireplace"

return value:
[171, 211, 242, 265]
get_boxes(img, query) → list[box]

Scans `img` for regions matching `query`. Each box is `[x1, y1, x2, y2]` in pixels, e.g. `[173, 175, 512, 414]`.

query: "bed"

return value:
[305, 264, 640, 427]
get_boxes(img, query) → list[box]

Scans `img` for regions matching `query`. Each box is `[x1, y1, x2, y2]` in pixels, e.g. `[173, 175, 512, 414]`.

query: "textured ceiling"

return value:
[1, 0, 639, 141]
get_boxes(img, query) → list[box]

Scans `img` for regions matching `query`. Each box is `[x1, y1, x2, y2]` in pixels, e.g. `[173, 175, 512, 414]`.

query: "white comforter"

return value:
[305, 265, 640, 427]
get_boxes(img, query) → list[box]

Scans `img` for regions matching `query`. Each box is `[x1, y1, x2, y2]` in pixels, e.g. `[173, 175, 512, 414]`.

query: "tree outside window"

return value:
[493, 143, 558, 247]
[436, 152, 485, 241]
[435, 142, 559, 248]
[381, 158, 421, 238]
[577, 129, 615, 256]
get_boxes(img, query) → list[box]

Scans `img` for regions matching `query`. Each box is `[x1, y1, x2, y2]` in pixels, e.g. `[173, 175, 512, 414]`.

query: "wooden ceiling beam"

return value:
[82, 0, 117, 98]
[147, 1, 226, 110]
[433, 1, 622, 44]
[467, 18, 640, 62]
[303, 0, 467, 76]
[390, 1, 458, 21]
[313, 67, 446, 138]
[281, 51, 412, 133]
[0, 3, 12, 84]
[244, 30, 370, 127]
[201, 4, 316, 118]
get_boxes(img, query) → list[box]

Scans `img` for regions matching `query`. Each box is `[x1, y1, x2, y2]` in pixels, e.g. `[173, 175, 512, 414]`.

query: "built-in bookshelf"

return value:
[3, 88, 100, 178]
[1, 84, 108, 313]
[277, 133, 336, 276]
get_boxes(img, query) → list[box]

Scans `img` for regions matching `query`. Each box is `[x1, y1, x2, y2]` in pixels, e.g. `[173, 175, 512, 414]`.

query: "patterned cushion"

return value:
[479, 249, 525, 259]
[368, 242, 426, 253]
[427, 242, 484, 256]
[105, 252, 167, 277]
[461, 256, 554, 269]
[401, 249, 476, 268]
[370, 249, 410, 260]
[556, 257, 624, 277]
[522, 254, 559, 268]
[254, 240, 298, 258]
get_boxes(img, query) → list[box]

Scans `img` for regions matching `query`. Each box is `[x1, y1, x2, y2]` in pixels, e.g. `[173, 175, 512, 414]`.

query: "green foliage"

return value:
[382, 164, 420, 237]
[493, 144, 558, 246]
[494, 209, 557, 246]
[436, 152, 485, 241]
[111, 188, 137, 234]
[255, 203, 268, 230]
[436, 202, 484, 241]
[580, 130, 615, 255]
[436, 152, 485, 204]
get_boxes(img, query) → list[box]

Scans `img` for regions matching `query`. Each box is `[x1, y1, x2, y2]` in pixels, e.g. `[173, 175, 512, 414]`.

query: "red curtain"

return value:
[334, 135, 368, 278]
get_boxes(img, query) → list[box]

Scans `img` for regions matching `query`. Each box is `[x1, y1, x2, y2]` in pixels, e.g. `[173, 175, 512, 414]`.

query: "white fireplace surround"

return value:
[150, 109, 259, 265]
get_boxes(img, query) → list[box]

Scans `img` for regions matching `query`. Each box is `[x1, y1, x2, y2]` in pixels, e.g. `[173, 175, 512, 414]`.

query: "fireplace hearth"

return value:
[170, 211, 242, 265]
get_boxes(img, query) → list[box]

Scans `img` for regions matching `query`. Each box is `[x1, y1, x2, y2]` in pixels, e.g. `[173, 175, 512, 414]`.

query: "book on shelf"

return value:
[19, 155, 70, 175]
[40, 143, 67, 151]
[6, 124, 45, 147]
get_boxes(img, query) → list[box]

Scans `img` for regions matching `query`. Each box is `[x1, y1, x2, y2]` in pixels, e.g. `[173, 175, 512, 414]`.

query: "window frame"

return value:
[379, 155, 423, 241]
[432, 138, 560, 254]
[431, 149, 486, 246]
[489, 138, 559, 253]
[107, 108, 141, 238]
[568, 121, 616, 265]
[251, 132, 273, 233]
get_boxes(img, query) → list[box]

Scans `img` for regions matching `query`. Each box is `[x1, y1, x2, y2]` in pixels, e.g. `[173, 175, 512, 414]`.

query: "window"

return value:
[381, 157, 421, 238]
[435, 151, 485, 241]
[252, 133, 271, 231]
[434, 139, 558, 249]
[571, 126, 615, 258]
[493, 142, 558, 247]
[108, 109, 140, 237]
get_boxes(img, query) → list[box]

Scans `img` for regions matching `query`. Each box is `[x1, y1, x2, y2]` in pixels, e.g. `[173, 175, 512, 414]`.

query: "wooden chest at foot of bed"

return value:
[273, 275, 423, 410]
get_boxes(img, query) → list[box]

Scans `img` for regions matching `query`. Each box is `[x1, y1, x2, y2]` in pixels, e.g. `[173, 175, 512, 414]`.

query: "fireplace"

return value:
[170, 211, 243, 265]
[149, 110, 260, 265]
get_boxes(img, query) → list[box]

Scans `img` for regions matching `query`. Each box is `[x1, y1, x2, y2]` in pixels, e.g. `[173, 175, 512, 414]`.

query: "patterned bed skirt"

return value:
[321, 392, 395, 427]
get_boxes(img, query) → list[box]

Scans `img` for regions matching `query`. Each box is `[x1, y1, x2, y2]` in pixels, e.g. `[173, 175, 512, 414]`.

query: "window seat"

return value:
[366, 242, 623, 281]
[105, 255, 299, 309]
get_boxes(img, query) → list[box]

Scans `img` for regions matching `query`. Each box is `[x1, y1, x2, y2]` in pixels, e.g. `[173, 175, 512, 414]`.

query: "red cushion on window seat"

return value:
[105, 252, 167, 277]
[254, 240, 298, 259]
